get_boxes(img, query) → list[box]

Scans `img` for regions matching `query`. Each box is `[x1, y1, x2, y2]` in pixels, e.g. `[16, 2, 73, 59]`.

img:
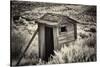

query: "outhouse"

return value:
[35, 13, 77, 61]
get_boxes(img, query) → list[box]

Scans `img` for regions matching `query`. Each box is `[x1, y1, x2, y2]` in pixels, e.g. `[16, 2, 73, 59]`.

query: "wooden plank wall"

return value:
[58, 31, 74, 44]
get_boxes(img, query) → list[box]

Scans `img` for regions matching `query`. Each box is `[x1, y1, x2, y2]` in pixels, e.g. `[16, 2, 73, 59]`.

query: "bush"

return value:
[90, 27, 96, 33]
[84, 33, 96, 47]
[46, 37, 96, 64]
[11, 32, 26, 60]
[79, 33, 88, 38]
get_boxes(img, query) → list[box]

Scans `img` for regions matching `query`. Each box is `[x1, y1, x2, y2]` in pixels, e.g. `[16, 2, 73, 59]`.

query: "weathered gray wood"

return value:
[58, 31, 74, 37]
[74, 24, 77, 39]
[58, 34, 74, 41]
[38, 24, 45, 60]
[36, 19, 58, 26]
[53, 27, 58, 50]
[58, 36, 74, 44]
[58, 31, 74, 44]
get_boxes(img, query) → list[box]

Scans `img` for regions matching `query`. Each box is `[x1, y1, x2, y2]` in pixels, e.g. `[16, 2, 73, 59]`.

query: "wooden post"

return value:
[53, 27, 58, 50]
[74, 24, 77, 39]
[38, 24, 46, 60]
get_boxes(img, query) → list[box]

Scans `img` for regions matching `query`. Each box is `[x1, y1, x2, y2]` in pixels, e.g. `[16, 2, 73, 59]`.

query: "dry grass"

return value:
[11, 31, 25, 60]
[47, 37, 96, 64]
[35, 33, 96, 65]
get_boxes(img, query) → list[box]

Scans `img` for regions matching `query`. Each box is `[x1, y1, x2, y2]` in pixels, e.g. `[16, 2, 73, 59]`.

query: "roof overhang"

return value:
[35, 19, 59, 27]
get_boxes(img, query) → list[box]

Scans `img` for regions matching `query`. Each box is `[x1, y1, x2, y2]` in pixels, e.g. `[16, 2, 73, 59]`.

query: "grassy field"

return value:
[11, 1, 96, 66]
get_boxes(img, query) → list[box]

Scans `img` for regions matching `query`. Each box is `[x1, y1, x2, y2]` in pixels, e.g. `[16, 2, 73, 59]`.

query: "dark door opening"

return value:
[45, 26, 54, 61]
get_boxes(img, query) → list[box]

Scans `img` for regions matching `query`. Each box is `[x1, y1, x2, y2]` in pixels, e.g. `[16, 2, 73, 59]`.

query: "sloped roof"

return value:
[36, 13, 78, 26]
[41, 13, 62, 22]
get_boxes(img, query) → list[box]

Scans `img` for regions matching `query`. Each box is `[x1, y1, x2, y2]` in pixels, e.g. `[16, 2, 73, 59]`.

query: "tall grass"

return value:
[39, 34, 96, 64]
[11, 32, 26, 60]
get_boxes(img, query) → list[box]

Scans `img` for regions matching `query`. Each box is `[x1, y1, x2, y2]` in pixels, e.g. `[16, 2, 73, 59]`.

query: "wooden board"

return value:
[53, 27, 58, 50]
[38, 24, 45, 59]
[58, 31, 75, 44]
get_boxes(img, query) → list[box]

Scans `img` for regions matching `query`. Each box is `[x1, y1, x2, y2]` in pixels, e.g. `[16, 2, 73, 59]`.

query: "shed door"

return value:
[45, 26, 54, 61]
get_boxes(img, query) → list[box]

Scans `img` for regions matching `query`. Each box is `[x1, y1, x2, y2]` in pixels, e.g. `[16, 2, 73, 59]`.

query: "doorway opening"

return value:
[45, 26, 54, 61]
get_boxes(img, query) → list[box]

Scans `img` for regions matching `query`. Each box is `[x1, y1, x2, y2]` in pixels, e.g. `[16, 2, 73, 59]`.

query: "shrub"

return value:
[46, 38, 96, 64]
[90, 27, 96, 33]
[11, 32, 26, 60]
[79, 33, 88, 38]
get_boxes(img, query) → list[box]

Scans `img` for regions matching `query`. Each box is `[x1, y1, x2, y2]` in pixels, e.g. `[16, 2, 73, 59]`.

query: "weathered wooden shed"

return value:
[35, 13, 77, 61]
